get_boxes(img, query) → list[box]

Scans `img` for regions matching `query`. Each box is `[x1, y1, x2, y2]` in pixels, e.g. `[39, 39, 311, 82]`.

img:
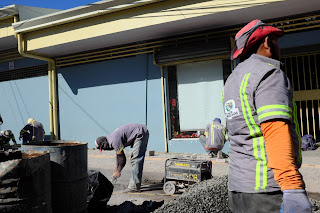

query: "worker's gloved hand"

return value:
[111, 170, 121, 184]
[280, 189, 312, 213]
[19, 136, 22, 141]
[113, 170, 121, 178]
[111, 176, 117, 183]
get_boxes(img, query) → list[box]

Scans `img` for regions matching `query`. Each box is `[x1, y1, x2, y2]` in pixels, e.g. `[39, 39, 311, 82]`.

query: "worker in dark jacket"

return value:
[0, 130, 17, 151]
[0, 114, 3, 125]
[19, 118, 45, 144]
[95, 123, 149, 193]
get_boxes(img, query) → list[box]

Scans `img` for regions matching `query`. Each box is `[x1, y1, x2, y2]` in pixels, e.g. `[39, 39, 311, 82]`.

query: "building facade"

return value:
[0, 0, 319, 153]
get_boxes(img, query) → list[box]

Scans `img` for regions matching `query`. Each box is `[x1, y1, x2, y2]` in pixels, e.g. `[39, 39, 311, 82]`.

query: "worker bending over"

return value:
[19, 118, 45, 144]
[95, 123, 149, 193]
[0, 130, 17, 151]
[199, 118, 227, 158]
[223, 20, 311, 212]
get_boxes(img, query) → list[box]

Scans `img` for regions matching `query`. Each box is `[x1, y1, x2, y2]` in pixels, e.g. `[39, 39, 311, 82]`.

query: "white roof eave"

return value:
[12, 0, 164, 33]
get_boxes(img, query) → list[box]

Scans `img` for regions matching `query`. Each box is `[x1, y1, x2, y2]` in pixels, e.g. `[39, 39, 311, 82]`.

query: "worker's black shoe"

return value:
[122, 188, 141, 193]
[209, 153, 216, 158]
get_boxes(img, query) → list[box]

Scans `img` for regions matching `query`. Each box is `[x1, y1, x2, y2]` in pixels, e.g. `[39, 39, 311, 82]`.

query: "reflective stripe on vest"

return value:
[210, 123, 214, 145]
[257, 104, 292, 121]
[221, 87, 224, 103]
[240, 73, 267, 191]
[31, 121, 35, 140]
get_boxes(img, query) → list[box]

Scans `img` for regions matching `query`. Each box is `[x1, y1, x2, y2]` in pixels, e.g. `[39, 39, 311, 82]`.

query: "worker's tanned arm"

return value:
[261, 120, 304, 190]
[116, 150, 127, 172]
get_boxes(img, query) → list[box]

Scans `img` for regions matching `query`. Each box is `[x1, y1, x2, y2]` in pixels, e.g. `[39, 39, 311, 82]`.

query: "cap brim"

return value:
[95, 136, 107, 148]
[231, 46, 244, 60]
[264, 26, 284, 37]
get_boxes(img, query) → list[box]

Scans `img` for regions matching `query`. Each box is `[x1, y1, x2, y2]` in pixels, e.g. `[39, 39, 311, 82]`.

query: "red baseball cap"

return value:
[231, 20, 284, 60]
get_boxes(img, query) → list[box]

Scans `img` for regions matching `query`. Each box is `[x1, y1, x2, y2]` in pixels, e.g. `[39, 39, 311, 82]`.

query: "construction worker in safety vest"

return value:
[19, 118, 45, 144]
[0, 130, 17, 151]
[199, 118, 227, 158]
[223, 20, 312, 213]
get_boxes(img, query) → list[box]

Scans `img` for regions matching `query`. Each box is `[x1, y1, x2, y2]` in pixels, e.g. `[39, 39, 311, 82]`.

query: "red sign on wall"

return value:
[9, 61, 14, 70]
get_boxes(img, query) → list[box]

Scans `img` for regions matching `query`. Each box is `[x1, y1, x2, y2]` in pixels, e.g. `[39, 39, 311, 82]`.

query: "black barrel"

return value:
[0, 151, 52, 213]
[21, 140, 88, 213]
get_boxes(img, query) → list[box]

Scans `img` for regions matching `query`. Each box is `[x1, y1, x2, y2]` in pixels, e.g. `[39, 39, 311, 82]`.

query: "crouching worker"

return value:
[19, 118, 45, 144]
[95, 123, 149, 193]
[0, 130, 17, 151]
[199, 118, 227, 158]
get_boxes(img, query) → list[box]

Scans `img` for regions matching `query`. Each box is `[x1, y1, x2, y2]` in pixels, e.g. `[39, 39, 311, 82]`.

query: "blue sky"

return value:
[1, 0, 100, 10]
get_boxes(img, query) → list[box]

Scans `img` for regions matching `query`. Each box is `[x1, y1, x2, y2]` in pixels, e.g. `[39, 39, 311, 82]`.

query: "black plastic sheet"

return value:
[106, 200, 164, 213]
[87, 170, 114, 212]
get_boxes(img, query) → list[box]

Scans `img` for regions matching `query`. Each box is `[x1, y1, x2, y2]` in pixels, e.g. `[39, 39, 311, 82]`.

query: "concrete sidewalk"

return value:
[88, 147, 320, 203]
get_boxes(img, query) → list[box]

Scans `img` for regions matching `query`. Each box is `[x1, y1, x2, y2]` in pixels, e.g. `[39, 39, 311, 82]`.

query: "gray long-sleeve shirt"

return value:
[223, 54, 301, 193]
[106, 123, 148, 154]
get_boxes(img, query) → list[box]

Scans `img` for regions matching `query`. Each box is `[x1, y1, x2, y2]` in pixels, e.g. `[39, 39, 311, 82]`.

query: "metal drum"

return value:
[21, 140, 88, 213]
[0, 151, 52, 213]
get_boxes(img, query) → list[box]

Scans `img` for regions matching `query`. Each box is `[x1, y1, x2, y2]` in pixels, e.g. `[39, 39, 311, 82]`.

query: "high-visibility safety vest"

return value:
[0, 131, 14, 144]
[223, 54, 301, 193]
[204, 122, 227, 150]
[21, 120, 45, 141]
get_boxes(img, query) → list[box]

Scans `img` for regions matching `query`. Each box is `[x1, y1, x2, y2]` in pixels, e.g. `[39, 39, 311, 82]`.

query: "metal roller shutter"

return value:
[154, 36, 230, 65]
[0, 64, 48, 82]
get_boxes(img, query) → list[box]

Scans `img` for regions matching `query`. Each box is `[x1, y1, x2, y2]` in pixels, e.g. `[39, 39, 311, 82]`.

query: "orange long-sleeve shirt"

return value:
[261, 120, 304, 191]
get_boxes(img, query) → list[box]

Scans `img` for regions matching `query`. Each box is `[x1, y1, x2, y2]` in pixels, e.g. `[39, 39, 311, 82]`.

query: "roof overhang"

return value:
[0, 5, 60, 51]
[13, 0, 165, 34]
[0, 5, 18, 20]
[12, 0, 320, 57]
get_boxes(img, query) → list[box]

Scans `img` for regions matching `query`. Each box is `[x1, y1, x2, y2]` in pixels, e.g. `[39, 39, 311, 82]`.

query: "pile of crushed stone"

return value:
[154, 176, 230, 213]
[154, 175, 320, 213]
[310, 198, 320, 213]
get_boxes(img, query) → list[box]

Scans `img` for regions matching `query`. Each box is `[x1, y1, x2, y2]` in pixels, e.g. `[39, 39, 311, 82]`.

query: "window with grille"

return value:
[281, 53, 320, 142]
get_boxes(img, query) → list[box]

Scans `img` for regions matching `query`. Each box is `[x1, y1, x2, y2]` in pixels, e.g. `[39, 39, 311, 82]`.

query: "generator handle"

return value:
[164, 158, 177, 183]
[164, 158, 170, 183]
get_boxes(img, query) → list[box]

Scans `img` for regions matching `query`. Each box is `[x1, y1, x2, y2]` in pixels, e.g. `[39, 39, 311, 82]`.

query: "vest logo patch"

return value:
[225, 99, 239, 119]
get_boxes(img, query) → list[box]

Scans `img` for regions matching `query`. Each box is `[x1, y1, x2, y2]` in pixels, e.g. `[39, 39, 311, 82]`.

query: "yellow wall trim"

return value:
[294, 90, 320, 101]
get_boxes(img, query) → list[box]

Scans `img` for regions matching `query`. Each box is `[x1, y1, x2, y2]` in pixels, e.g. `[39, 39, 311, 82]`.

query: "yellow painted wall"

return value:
[0, 17, 15, 39]
[25, 0, 285, 51]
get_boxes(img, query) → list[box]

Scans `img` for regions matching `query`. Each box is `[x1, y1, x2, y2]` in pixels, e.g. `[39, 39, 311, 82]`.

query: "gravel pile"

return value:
[310, 198, 320, 213]
[154, 176, 230, 213]
[154, 175, 320, 213]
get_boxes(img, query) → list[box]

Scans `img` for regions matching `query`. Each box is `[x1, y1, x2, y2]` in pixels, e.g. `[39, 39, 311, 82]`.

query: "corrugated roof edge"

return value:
[0, 5, 61, 21]
[0, 5, 18, 19]
[16, 5, 61, 21]
[12, 0, 164, 33]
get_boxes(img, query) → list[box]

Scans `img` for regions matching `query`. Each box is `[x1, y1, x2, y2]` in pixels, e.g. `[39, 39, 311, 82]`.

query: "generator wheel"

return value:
[163, 181, 176, 195]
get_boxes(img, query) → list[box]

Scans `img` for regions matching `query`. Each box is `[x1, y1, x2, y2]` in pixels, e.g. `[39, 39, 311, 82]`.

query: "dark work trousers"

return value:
[22, 133, 32, 144]
[199, 135, 219, 155]
[229, 190, 283, 213]
[0, 143, 9, 151]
